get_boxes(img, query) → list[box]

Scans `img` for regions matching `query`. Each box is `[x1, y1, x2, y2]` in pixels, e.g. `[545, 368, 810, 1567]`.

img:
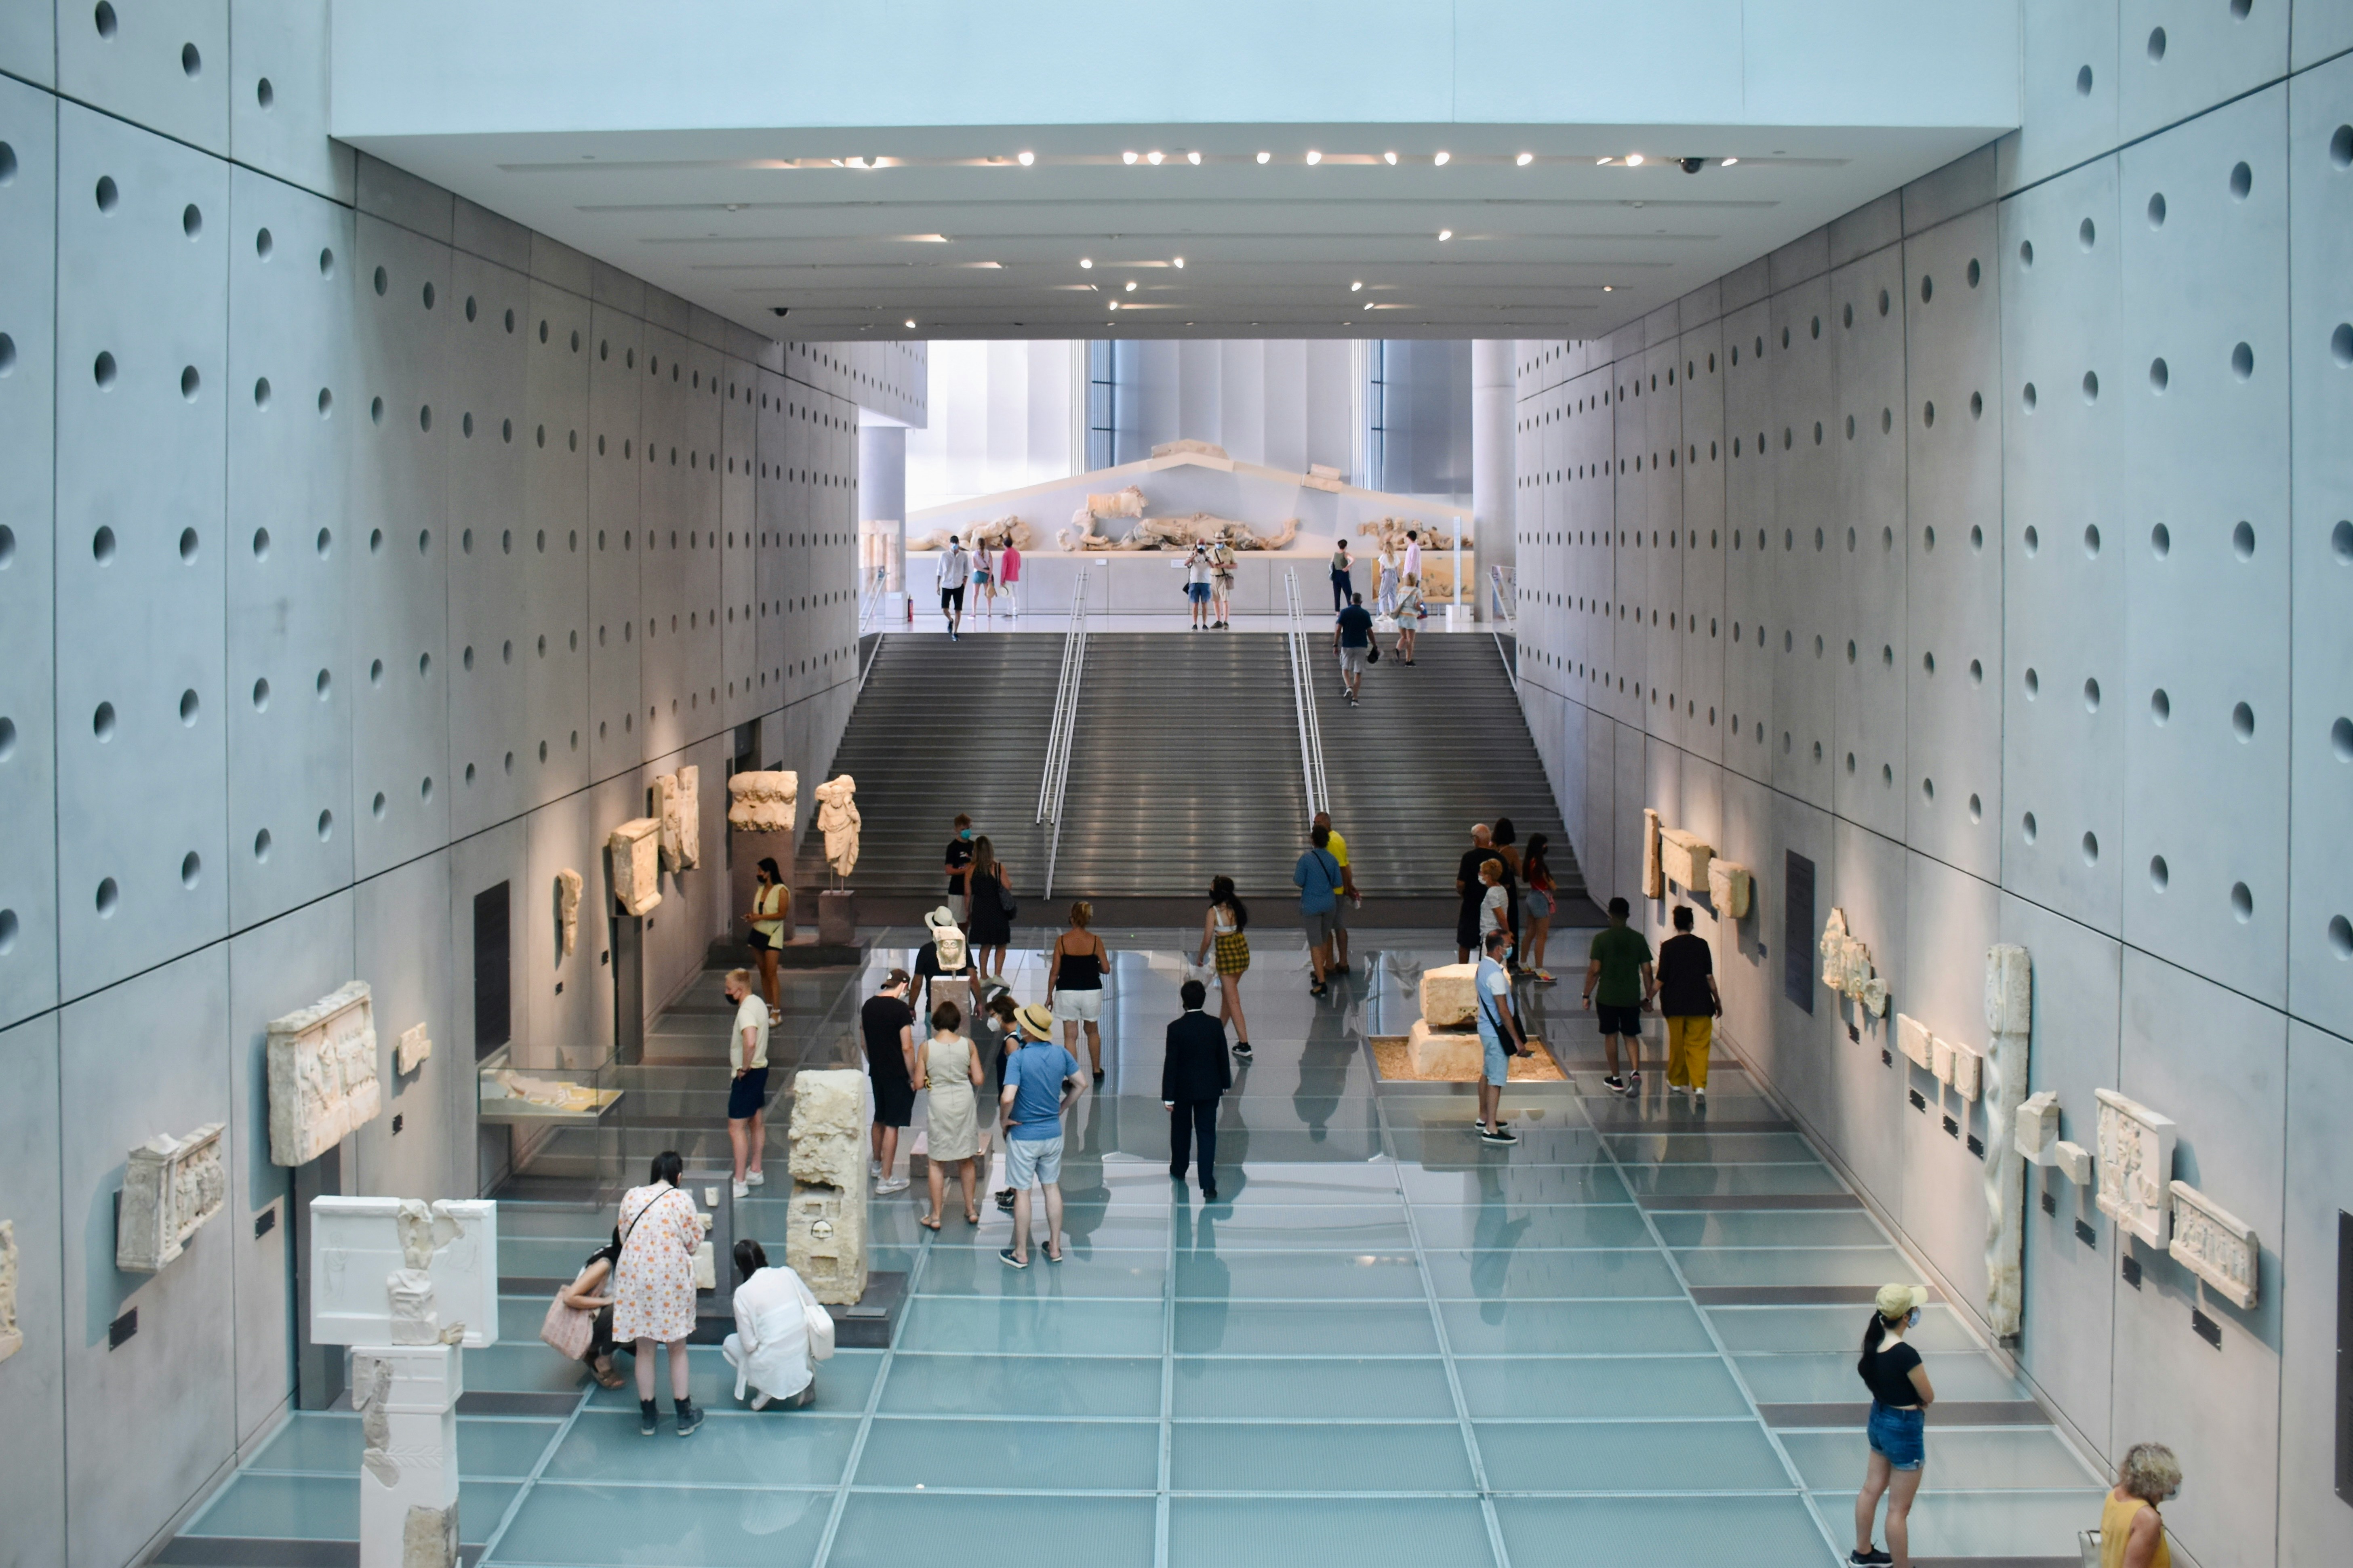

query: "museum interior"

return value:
[0, 4, 2349, 1567]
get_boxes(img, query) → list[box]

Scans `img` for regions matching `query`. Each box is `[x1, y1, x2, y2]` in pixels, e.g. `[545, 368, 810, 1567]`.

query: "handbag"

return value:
[539, 1292, 594, 1359]
[804, 1298, 837, 1362]
[996, 876, 1019, 919]
[1366, 643, 1380, 664]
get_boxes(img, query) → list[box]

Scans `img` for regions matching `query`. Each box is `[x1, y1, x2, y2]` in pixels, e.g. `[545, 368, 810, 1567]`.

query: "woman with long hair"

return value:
[1851, 1283, 1936, 1567]
[1195, 875, 1253, 1061]
[913, 998, 986, 1228]
[1049, 901, 1111, 1084]
[613, 1151, 705, 1437]
[745, 857, 789, 1025]
[964, 835, 1015, 982]
[1393, 573, 1423, 664]
[1521, 833, 1557, 985]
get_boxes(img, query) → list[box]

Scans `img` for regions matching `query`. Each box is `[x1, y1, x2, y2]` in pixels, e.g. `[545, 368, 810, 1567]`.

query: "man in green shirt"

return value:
[1583, 896, 1656, 1094]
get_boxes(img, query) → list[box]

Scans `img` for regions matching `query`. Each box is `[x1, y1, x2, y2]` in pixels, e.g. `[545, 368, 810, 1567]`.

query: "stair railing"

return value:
[1282, 569, 1329, 820]
[1036, 571, 1090, 896]
[1488, 563, 1520, 695]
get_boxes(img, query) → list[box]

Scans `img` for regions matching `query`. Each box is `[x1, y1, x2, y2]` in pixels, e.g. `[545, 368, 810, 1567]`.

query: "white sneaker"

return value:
[876, 1176, 910, 1195]
[732, 1180, 750, 1200]
[746, 1171, 765, 1187]
[869, 1158, 883, 1178]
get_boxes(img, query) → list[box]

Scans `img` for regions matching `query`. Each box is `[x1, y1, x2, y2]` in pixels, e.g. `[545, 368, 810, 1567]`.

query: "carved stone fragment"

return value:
[2168, 1181, 2258, 1308]
[2094, 1088, 2178, 1248]
[1980, 944, 2033, 1339]
[1406, 1019, 1481, 1077]
[1948, 1037, 1984, 1101]
[0, 1219, 23, 1362]
[1640, 809, 1664, 900]
[726, 770, 798, 833]
[788, 1070, 867, 1192]
[2053, 1140, 2093, 1186]
[785, 1182, 869, 1306]
[556, 868, 583, 958]
[1419, 964, 1479, 1030]
[1896, 1013, 1936, 1071]
[118, 1122, 227, 1273]
[268, 982, 383, 1166]
[1820, 911, 1886, 1017]
[655, 765, 700, 872]
[1930, 1035, 1956, 1087]
[1707, 859, 1752, 920]
[608, 818, 662, 916]
[2016, 1091, 2060, 1164]
[396, 1023, 431, 1077]
[813, 776, 861, 879]
[1657, 828, 1713, 891]
[785, 1068, 870, 1304]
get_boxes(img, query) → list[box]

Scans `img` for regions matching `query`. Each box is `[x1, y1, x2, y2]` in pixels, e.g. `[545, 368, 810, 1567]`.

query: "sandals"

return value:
[591, 1364, 627, 1390]
[919, 1215, 943, 1231]
[964, 1209, 980, 1225]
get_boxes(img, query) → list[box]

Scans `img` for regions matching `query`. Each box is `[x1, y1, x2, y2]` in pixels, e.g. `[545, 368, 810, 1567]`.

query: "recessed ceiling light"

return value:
[1384, 151, 1397, 165]
[1305, 150, 1322, 165]
[1595, 156, 1612, 166]
[1625, 152, 1644, 166]
[1186, 150, 1201, 165]
[1108, 300, 1120, 310]
[1124, 279, 1137, 292]
[1363, 301, 1375, 310]
[903, 319, 916, 328]
[1720, 156, 1738, 166]
[1147, 150, 1164, 164]
[1256, 151, 1271, 164]
[1172, 256, 1184, 268]
[1433, 151, 1450, 166]
[1350, 280, 1363, 292]
[1437, 229, 1452, 241]
[1017, 150, 1034, 166]
[1079, 257, 1093, 269]
[1602, 285, 1613, 292]
[1122, 150, 1138, 164]
[1515, 151, 1534, 166]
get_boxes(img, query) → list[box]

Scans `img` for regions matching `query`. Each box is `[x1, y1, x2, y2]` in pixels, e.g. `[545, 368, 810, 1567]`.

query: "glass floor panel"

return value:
[172, 939, 2097, 1568]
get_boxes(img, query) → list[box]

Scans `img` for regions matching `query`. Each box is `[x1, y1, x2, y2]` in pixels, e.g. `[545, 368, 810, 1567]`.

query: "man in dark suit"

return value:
[1163, 979, 1233, 1200]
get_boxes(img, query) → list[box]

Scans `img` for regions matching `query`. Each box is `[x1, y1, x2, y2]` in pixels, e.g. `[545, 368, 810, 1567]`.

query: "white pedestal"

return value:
[352, 1342, 462, 1568]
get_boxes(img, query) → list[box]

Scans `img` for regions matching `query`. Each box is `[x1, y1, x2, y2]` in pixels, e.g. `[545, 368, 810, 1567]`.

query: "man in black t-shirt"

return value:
[1656, 905, 1723, 1100]
[1454, 822, 1495, 963]
[1332, 593, 1375, 706]
[943, 813, 975, 925]
[860, 969, 918, 1193]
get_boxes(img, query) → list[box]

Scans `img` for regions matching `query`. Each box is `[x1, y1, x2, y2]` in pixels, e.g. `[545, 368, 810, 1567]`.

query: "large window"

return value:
[1365, 339, 1472, 499]
[1086, 340, 1122, 471]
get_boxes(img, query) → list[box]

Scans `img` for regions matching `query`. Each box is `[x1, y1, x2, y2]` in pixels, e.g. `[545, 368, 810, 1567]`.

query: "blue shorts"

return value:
[1187, 582, 1211, 603]
[1480, 1032, 1510, 1087]
[1866, 1401, 1925, 1471]
[1006, 1133, 1064, 1190]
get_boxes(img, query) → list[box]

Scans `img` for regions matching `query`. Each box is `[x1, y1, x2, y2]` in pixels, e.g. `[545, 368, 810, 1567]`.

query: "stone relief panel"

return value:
[2168, 1181, 2259, 1309]
[556, 868, 583, 958]
[1821, 909, 1888, 1017]
[1640, 808, 1664, 900]
[1707, 858, 1752, 920]
[607, 818, 661, 916]
[1897, 1011, 1936, 1071]
[655, 764, 701, 872]
[726, 769, 797, 833]
[267, 981, 383, 1166]
[395, 1022, 431, 1076]
[116, 1121, 227, 1273]
[814, 775, 861, 879]
[2094, 1088, 2178, 1247]
[0, 1218, 21, 1361]
[787, 1068, 869, 1304]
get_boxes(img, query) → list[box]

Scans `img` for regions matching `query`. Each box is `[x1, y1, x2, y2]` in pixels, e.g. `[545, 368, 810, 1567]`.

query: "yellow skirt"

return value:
[1214, 932, 1251, 975]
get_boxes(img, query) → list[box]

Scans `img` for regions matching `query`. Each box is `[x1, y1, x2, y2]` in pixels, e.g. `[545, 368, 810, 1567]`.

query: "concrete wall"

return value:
[0, 8, 900, 1561]
[1511, 15, 2353, 1566]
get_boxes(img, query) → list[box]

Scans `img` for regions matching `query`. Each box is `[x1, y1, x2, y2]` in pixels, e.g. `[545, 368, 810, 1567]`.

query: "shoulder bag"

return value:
[541, 1191, 657, 1357]
[996, 874, 1019, 919]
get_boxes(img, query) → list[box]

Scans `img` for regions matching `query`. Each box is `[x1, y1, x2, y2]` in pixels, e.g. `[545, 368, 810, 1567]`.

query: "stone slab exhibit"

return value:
[1640, 809, 1664, 900]
[1406, 1019, 1481, 1077]
[268, 981, 384, 1167]
[310, 1197, 500, 1351]
[1419, 963, 1478, 1029]
[1821, 911, 1888, 1018]
[2016, 1090, 2060, 1163]
[556, 868, 583, 958]
[1980, 944, 2033, 1339]
[1657, 828, 1713, 892]
[655, 764, 701, 872]
[607, 818, 662, 916]
[2053, 1140, 2093, 1186]
[1948, 1037, 1983, 1101]
[117, 1121, 227, 1273]
[0, 1218, 23, 1363]
[814, 776, 861, 879]
[2168, 1181, 2259, 1308]
[1707, 859, 1752, 920]
[726, 769, 798, 833]
[787, 1068, 871, 1304]
[395, 1023, 431, 1077]
[2094, 1088, 2178, 1248]
[1896, 1012, 1936, 1072]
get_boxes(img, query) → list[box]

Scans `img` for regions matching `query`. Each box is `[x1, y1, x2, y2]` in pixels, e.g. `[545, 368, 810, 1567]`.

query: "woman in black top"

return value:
[964, 835, 1015, 982]
[1852, 1283, 1936, 1568]
[1049, 901, 1110, 1084]
[859, 970, 918, 1194]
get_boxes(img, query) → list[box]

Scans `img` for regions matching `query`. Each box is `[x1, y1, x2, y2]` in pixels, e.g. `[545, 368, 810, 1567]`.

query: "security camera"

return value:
[1679, 157, 1705, 174]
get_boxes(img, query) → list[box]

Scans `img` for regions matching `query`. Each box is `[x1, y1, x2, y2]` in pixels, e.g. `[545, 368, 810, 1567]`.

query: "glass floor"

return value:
[166, 934, 2104, 1567]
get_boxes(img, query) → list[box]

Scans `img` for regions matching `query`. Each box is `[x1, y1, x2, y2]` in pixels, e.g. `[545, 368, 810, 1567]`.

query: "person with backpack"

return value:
[1295, 825, 1346, 997]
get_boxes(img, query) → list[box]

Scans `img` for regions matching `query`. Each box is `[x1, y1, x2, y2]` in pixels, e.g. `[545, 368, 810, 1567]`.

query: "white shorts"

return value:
[1005, 1134, 1064, 1190]
[1054, 988, 1103, 1023]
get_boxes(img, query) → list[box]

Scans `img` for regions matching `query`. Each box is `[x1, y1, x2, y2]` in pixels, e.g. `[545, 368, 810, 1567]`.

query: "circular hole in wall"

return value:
[1845, 752, 1857, 774]
[2233, 701, 2255, 740]
[2147, 26, 2167, 60]
[417, 529, 429, 555]
[182, 202, 200, 238]
[318, 246, 334, 277]
[1922, 777, 1936, 802]
[373, 265, 387, 296]
[503, 751, 514, 775]
[368, 658, 383, 685]
[463, 763, 475, 785]
[2022, 811, 2039, 843]
[368, 527, 383, 554]
[2230, 161, 2252, 200]
[94, 174, 117, 212]
[256, 76, 274, 109]
[93, 3, 116, 38]
[0, 524, 10, 567]
[1968, 793, 1983, 823]
[421, 281, 435, 310]
[2079, 218, 2096, 249]
[1970, 658, 1985, 685]
[2150, 855, 2169, 891]
[251, 526, 269, 559]
[2023, 382, 2038, 410]
[1924, 526, 1938, 553]
[2023, 525, 2041, 556]
[2233, 520, 2256, 559]
[2333, 323, 2353, 367]
[95, 877, 118, 916]
[2082, 370, 2100, 402]
[2331, 914, 2353, 959]
[420, 776, 433, 802]
[418, 404, 430, 431]
[1882, 763, 1894, 787]
[369, 396, 383, 424]
[92, 700, 115, 740]
[253, 828, 270, 862]
[251, 677, 268, 711]
[254, 226, 272, 258]
[461, 412, 472, 438]
[2334, 715, 2353, 761]
[180, 850, 200, 887]
[2025, 667, 2041, 697]
[2020, 239, 2035, 267]
[180, 365, 200, 400]
[93, 350, 116, 388]
[2151, 522, 2171, 556]
[316, 387, 331, 416]
[2151, 688, 2171, 723]
[2075, 65, 2093, 96]
[181, 42, 200, 77]
[2231, 882, 2254, 922]
[91, 524, 116, 562]
[1923, 401, 1936, 427]
[538, 741, 549, 763]
[1970, 524, 1984, 552]
[1970, 390, 1984, 419]
[2231, 342, 2254, 379]
[461, 645, 473, 671]
[253, 376, 270, 408]
[2084, 678, 2101, 711]
[371, 791, 386, 819]
[315, 668, 330, 698]
[0, 909, 14, 954]
[2084, 524, 2101, 556]
[2147, 191, 2167, 227]
[179, 688, 198, 725]
[2334, 126, 2353, 168]
[2082, 832, 2099, 865]
[418, 651, 431, 678]
[1924, 651, 1937, 674]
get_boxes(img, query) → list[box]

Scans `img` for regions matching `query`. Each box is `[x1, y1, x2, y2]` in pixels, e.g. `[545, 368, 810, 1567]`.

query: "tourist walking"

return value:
[940, 534, 971, 639]
[552, 1227, 629, 1388]
[979, 989, 1020, 1089]
[1334, 591, 1374, 706]
[1454, 823, 1496, 963]
[1000, 538, 1021, 616]
[1851, 1283, 1936, 1568]
[1163, 979, 1232, 1199]
[745, 858, 789, 1025]
[913, 999, 985, 1228]
[1296, 824, 1346, 996]
[1049, 901, 1111, 1084]
[1658, 906, 1722, 1099]
[723, 968, 770, 1199]
[973, 538, 997, 619]
[964, 835, 1016, 983]
[2097, 1443, 2181, 1568]
[943, 814, 975, 924]
[1521, 833, 1557, 984]
[723, 1239, 828, 1411]
[861, 968, 918, 1195]
[1393, 574, 1423, 663]
[1473, 927, 1527, 1143]
[1196, 876, 1253, 1061]
[1376, 540, 1400, 616]
[614, 1152, 704, 1437]
[1402, 528, 1423, 588]
[1583, 897, 1656, 1094]
[1329, 538, 1354, 611]
[991, 1001, 1057, 1211]
[1310, 811, 1359, 973]
[999, 1002, 1081, 1267]
[1182, 541, 1214, 629]
[1208, 538, 1236, 628]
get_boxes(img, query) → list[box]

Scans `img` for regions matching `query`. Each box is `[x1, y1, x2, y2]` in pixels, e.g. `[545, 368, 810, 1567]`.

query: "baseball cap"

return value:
[1874, 1282, 1930, 1318]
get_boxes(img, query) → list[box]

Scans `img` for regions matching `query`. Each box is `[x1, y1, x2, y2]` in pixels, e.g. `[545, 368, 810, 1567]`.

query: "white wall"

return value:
[1511, 17, 2353, 1566]
[905, 338, 1079, 512]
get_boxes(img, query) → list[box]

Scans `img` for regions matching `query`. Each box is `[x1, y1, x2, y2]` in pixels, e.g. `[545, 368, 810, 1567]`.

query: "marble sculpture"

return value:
[607, 818, 662, 916]
[350, 1345, 462, 1568]
[1949, 1037, 1984, 1101]
[0, 1219, 19, 1363]
[117, 1121, 227, 1273]
[396, 1023, 431, 1077]
[268, 981, 383, 1166]
[726, 770, 798, 833]
[1818, 910, 1888, 1017]
[1641, 809, 1664, 900]
[909, 515, 1034, 553]
[1058, 507, 1297, 553]
[2054, 1140, 2093, 1185]
[2094, 1088, 2178, 1248]
[1980, 944, 2032, 1337]
[1151, 439, 1229, 460]
[786, 1069, 870, 1304]
[1657, 828, 1712, 892]
[2169, 1182, 2258, 1308]
[1707, 859, 1752, 920]
[814, 776, 860, 880]
[656, 765, 701, 872]
[556, 868, 583, 958]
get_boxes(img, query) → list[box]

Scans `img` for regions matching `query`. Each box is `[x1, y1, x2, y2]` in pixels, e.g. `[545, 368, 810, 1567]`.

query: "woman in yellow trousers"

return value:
[1656, 906, 1722, 1100]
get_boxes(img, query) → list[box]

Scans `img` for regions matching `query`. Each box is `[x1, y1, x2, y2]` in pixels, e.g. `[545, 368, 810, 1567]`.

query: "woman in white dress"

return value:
[723, 1239, 829, 1410]
[1376, 542, 1400, 617]
[914, 1000, 985, 1227]
[613, 1150, 705, 1436]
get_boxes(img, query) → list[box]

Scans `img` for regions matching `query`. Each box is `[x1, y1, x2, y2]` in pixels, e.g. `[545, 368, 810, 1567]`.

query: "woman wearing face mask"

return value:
[2100, 1443, 2180, 1568]
[1851, 1283, 1936, 1567]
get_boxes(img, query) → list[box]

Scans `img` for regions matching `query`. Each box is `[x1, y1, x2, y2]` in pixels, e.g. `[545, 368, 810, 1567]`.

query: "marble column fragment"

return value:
[1982, 944, 2032, 1339]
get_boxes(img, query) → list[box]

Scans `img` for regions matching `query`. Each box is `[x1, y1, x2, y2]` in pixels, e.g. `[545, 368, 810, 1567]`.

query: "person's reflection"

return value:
[1293, 977, 1356, 1142]
[1057, 1068, 1113, 1255]
[1175, 1189, 1229, 1353]
[1468, 1157, 1530, 1324]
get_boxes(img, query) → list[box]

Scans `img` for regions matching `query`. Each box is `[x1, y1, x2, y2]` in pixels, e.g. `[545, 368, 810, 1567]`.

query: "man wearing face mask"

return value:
[1472, 926, 1528, 1144]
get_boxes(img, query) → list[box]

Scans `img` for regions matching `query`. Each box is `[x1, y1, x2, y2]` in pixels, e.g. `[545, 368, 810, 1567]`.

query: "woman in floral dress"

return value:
[614, 1150, 705, 1436]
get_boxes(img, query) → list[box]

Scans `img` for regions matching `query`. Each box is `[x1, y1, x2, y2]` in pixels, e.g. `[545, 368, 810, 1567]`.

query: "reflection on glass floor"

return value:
[168, 937, 2105, 1567]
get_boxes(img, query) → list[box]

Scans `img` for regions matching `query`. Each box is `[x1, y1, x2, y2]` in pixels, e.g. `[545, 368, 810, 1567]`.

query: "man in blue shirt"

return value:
[1473, 927, 1525, 1145]
[1294, 824, 1346, 998]
[998, 1002, 1080, 1267]
[1332, 591, 1375, 706]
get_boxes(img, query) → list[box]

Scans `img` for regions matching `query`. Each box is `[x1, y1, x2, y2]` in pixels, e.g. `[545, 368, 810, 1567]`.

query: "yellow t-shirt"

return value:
[2099, 1494, 2170, 1568]
[1324, 829, 1349, 869]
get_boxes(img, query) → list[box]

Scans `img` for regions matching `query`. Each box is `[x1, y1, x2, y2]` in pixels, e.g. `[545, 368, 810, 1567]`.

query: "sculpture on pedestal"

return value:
[814, 776, 861, 883]
[607, 818, 662, 916]
[786, 1070, 870, 1305]
[0, 1219, 20, 1362]
[556, 868, 583, 958]
[117, 1122, 227, 1273]
[1404, 962, 1484, 1076]
[1980, 944, 2032, 1337]
[268, 982, 383, 1167]
[726, 770, 798, 833]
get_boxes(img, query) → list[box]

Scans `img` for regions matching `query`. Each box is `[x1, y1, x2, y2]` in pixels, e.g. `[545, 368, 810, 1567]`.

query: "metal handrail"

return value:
[1037, 572, 1090, 897]
[1282, 569, 1329, 820]
[1488, 563, 1520, 694]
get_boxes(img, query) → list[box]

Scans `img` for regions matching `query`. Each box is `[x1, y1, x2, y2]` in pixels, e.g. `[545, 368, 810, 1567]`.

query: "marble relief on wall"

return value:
[2168, 1181, 2258, 1309]
[607, 818, 663, 916]
[0, 1219, 23, 1361]
[267, 982, 383, 1167]
[2094, 1089, 2178, 1248]
[117, 1122, 227, 1273]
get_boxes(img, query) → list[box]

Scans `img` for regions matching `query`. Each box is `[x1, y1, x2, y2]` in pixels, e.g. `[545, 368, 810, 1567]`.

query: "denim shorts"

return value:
[1865, 1400, 1925, 1471]
[1480, 1032, 1511, 1087]
[1005, 1133, 1064, 1190]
